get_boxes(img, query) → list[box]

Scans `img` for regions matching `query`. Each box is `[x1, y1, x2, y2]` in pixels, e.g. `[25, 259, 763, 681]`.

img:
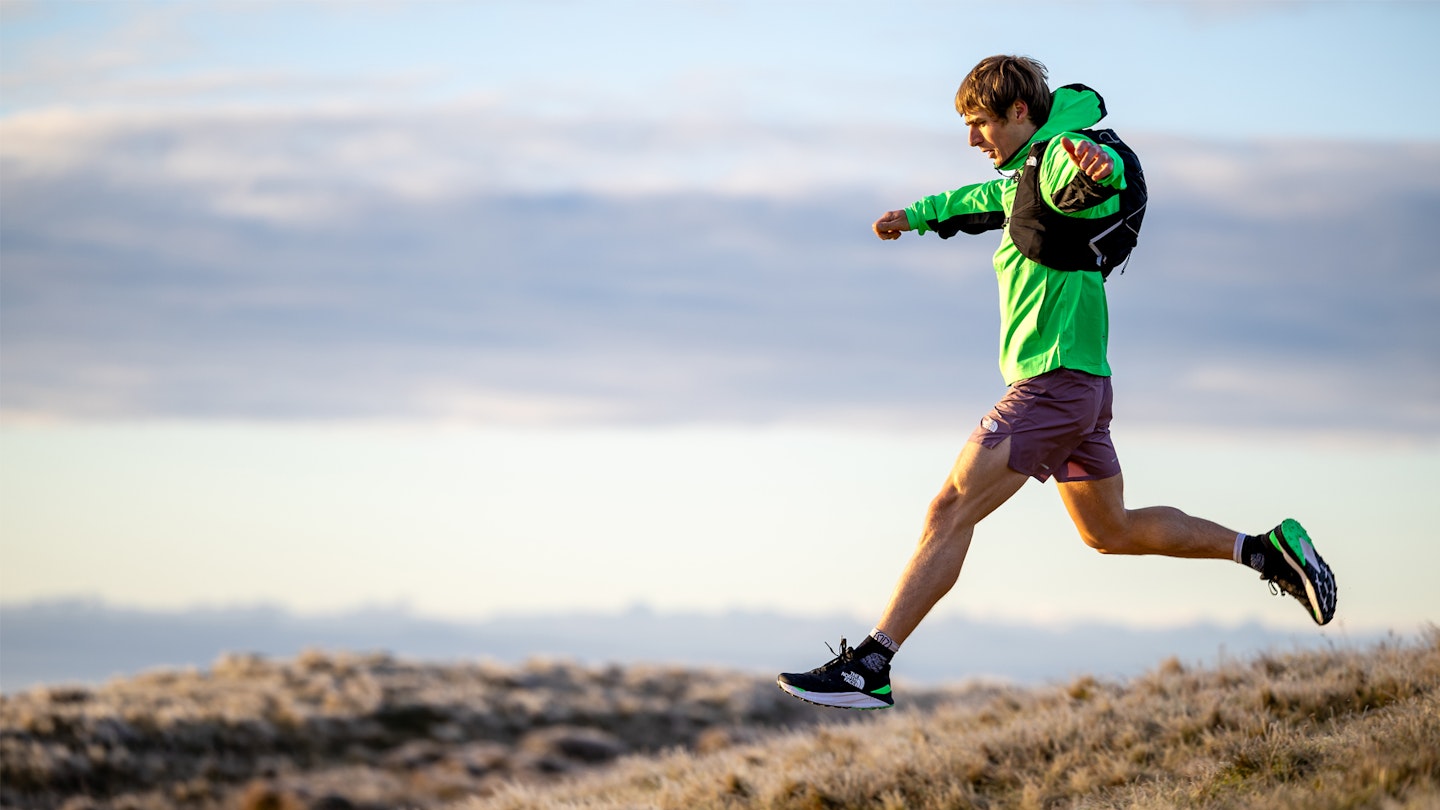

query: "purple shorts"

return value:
[968, 368, 1122, 483]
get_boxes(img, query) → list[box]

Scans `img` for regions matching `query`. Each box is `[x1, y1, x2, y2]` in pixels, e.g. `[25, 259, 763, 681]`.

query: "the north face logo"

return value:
[860, 653, 889, 672]
[842, 671, 865, 689]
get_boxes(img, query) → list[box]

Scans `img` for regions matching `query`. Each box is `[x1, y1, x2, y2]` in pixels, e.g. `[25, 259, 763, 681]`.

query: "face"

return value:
[964, 103, 1035, 168]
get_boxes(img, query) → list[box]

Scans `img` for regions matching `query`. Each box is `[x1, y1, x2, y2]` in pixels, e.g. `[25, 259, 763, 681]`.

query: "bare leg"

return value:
[1056, 473, 1234, 559]
[874, 437, 1029, 645]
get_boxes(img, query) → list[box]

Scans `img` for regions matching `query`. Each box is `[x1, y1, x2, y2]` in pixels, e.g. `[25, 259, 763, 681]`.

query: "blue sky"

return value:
[2, 1, 1437, 645]
[5, 1, 1439, 139]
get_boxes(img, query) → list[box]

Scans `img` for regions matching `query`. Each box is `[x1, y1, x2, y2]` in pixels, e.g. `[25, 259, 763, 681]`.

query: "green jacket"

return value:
[904, 84, 1127, 385]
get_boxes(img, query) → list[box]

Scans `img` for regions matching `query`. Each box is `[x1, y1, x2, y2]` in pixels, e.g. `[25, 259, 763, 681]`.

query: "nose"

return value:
[967, 124, 983, 148]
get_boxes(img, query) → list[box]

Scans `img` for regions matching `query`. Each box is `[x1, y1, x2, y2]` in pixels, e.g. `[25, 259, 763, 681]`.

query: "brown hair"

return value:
[955, 55, 1052, 127]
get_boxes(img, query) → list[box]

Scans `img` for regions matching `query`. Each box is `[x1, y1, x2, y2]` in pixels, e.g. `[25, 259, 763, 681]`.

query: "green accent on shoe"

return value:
[871, 685, 892, 695]
[1269, 520, 1306, 561]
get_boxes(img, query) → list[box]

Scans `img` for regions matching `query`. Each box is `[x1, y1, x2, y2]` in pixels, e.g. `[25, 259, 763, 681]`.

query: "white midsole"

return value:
[1279, 527, 1328, 621]
[779, 681, 889, 709]
[1283, 552, 1322, 622]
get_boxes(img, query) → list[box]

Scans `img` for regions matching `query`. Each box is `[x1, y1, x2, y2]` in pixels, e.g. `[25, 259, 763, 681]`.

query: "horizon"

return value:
[1, 596, 1410, 696]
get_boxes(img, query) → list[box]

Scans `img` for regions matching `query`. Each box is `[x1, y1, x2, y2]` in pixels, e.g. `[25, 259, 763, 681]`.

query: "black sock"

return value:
[1239, 533, 1268, 572]
[853, 629, 899, 672]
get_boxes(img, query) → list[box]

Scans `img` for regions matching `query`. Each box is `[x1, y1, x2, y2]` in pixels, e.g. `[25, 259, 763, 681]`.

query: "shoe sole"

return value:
[776, 681, 892, 710]
[1273, 518, 1336, 625]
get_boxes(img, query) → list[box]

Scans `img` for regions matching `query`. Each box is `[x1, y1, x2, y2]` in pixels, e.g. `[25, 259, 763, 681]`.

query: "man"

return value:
[776, 55, 1338, 710]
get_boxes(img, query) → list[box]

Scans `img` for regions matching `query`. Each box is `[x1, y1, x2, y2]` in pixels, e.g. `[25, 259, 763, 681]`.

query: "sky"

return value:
[2, 1, 1437, 646]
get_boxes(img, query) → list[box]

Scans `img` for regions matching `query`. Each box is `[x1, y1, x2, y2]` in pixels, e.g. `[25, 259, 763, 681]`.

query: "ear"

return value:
[1010, 99, 1029, 124]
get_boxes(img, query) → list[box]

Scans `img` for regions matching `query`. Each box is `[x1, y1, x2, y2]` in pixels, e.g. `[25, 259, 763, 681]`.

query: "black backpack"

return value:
[1007, 127, 1147, 279]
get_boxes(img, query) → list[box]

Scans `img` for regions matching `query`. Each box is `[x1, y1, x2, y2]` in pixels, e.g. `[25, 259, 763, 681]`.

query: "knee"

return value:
[1076, 518, 1134, 555]
[1081, 531, 1121, 554]
[923, 486, 975, 541]
[928, 485, 958, 515]
[924, 488, 961, 533]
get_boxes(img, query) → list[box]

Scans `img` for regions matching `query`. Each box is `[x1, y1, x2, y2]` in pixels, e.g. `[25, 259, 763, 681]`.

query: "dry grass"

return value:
[0, 649, 859, 809]
[460, 629, 1440, 810]
[5, 633, 1436, 810]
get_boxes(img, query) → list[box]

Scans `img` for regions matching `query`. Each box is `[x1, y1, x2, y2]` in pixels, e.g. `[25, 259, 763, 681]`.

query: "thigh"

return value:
[1056, 471, 1127, 544]
[939, 436, 1031, 527]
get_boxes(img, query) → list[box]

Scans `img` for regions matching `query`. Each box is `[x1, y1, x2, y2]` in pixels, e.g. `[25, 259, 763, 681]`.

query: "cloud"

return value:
[0, 100, 957, 209]
[0, 2, 197, 106]
[2, 103, 1437, 438]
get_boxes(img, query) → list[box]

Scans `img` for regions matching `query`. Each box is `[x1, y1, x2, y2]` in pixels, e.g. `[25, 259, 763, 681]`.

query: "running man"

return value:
[776, 55, 1337, 710]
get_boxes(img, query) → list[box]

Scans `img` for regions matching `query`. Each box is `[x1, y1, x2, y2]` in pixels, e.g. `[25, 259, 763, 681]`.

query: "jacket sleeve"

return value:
[1039, 134, 1126, 219]
[904, 179, 1007, 238]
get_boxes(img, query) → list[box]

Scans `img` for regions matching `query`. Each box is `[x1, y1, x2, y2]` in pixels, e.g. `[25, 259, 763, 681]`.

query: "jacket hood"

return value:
[998, 83, 1108, 172]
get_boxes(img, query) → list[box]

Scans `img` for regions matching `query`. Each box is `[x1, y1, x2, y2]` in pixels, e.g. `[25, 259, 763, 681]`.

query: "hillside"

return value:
[463, 630, 1440, 810]
[2, 631, 1436, 810]
[0, 647, 980, 809]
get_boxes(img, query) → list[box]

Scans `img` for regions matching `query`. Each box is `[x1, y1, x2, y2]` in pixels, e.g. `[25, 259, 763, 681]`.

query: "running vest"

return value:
[1007, 128, 1147, 279]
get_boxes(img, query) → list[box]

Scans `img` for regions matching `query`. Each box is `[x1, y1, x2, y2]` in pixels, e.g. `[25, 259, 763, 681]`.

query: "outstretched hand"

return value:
[873, 209, 911, 240]
[1060, 136, 1114, 182]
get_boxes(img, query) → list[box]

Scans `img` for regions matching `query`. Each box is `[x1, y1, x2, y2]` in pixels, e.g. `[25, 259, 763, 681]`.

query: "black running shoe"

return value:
[776, 638, 894, 709]
[1255, 519, 1337, 625]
